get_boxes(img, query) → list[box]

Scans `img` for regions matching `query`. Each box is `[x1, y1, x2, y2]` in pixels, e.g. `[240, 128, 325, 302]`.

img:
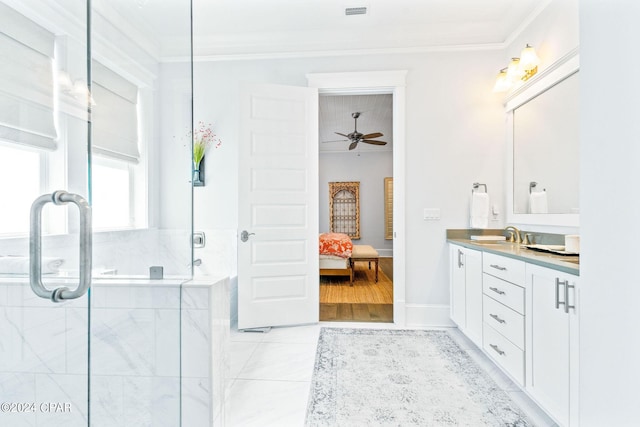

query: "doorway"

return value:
[318, 93, 394, 322]
[308, 70, 407, 325]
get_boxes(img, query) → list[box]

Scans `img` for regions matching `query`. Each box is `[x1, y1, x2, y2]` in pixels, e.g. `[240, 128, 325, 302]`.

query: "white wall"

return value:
[319, 151, 393, 255]
[505, 0, 580, 69]
[188, 49, 506, 322]
[579, 1, 640, 424]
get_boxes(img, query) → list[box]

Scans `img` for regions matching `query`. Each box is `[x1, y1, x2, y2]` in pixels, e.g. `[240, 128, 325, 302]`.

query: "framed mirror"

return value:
[505, 50, 580, 227]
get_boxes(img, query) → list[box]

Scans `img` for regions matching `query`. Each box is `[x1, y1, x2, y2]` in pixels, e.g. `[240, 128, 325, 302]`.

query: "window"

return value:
[329, 181, 360, 239]
[0, 145, 42, 235]
[0, 3, 57, 150]
[91, 157, 133, 230]
[89, 61, 146, 230]
[0, 4, 57, 236]
[384, 177, 393, 240]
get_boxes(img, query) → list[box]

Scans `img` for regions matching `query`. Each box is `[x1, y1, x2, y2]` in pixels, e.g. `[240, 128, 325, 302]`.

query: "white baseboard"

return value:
[405, 304, 454, 327]
[377, 249, 393, 258]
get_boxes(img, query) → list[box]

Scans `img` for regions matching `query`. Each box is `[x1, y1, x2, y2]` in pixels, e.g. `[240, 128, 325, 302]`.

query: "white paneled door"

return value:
[238, 83, 319, 330]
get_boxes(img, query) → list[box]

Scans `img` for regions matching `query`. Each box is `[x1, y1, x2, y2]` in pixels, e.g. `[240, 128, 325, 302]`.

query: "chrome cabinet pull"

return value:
[555, 278, 567, 310]
[489, 344, 505, 356]
[565, 282, 576, 313]
[457, 249, 464, 268]
[489, 286, 505, 295]
[30, 191, 92, 303]
[490, 264, 507, 271]
[489, 313, 506, 324]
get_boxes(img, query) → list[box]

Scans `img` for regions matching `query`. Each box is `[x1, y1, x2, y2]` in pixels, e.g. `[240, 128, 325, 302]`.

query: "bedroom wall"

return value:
[319, 151, 393, 256]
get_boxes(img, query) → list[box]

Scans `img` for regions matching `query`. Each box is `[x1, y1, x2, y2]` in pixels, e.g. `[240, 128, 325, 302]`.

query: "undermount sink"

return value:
[469, 235, 508, 244]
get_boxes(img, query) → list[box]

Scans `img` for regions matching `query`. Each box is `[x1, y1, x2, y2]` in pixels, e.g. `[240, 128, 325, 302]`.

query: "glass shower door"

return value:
[1, 0, 194, 425]
[0, 0, 93, 425]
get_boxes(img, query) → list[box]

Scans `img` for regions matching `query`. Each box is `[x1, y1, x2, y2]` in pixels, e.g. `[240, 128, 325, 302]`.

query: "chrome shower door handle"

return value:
[30, 191, 92, 303]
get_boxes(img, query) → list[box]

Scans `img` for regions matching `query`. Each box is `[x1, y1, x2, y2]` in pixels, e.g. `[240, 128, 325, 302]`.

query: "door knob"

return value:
[240, 230, 255, 242]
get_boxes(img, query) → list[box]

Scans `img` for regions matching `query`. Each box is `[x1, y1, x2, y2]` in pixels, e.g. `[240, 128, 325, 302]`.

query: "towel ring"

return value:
[529, 182, 546, 194]
[472, 182, 487, 194]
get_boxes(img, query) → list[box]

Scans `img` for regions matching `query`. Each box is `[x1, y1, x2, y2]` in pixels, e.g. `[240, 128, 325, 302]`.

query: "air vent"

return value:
[345, 7, 367, 16]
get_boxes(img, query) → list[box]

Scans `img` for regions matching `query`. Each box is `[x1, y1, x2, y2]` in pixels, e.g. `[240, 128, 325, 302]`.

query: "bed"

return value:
[319, 232, 353, 285]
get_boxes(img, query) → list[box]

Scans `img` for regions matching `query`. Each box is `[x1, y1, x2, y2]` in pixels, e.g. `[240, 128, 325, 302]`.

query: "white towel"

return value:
[529, 191, 548, 214]
[0, 256, 64, 275]
[470, 192, 490, 229]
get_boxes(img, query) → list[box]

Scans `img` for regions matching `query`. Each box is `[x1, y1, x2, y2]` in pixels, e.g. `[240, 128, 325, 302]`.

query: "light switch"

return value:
[423, 208, 441, 220]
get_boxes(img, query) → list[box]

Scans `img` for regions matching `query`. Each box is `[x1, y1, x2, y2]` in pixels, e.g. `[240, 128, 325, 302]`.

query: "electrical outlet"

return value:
[423, 208, 441, 220]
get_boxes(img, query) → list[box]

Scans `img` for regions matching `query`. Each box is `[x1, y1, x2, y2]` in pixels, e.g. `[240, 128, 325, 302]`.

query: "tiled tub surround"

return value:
[0, 276, 229, 427]
[446, 229, 579, 275]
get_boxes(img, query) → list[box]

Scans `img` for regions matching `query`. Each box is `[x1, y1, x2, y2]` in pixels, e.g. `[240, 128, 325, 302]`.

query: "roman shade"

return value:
[91, 61, 140, 163]
[0, 3, 57, 150]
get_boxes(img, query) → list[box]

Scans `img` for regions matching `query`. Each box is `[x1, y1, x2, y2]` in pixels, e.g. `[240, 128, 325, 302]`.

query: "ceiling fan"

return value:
[331, 112, 387, 150]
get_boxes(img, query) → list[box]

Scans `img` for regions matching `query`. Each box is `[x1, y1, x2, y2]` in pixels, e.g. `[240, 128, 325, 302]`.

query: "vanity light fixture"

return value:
[493, 44, 540, 92]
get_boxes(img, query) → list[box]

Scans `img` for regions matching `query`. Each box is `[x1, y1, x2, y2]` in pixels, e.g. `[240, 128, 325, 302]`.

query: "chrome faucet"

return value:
[504, 226, 522, 243]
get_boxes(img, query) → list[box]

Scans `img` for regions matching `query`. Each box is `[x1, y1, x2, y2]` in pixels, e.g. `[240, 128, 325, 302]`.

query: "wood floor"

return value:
[320, 257, 393, 322]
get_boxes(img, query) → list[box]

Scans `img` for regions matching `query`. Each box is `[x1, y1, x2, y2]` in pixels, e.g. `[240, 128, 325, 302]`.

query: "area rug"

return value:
[305, 328, 531, 426]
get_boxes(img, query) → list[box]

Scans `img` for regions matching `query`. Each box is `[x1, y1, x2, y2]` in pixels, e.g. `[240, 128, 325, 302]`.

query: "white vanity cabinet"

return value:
[449, 244, 483, 346]
[448, 239, 580, 427]
[481, 252, 526, 385]
[525, 263, 579, 427]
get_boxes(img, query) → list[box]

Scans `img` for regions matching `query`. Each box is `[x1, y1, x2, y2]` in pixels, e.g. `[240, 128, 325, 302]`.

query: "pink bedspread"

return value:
[319, 233, 353, 258]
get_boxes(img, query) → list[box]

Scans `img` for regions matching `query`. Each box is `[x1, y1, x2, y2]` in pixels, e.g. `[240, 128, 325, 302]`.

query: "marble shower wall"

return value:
[0, 276, 229, 427]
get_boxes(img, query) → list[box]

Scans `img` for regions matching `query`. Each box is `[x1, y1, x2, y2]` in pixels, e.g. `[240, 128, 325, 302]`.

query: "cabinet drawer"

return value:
[483, 252, 526, 286]
[483, 295, 524, 348]
[483, 323, 525, 386]
[483, 273, 525, 314]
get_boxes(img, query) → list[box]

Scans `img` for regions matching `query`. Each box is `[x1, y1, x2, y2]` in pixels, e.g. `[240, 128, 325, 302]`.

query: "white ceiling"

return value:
[319, 94, 393, 153]
[110, 0, 546, 151]
[123, 0, 545, 59]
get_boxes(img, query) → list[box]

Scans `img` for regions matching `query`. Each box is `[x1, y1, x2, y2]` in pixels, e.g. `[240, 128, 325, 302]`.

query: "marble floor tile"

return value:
[230, 327, 266, 343]
[226, 323, 554, 426]
[260, 324, 321, 344]
[229, 341, 260, 379]
[226, 379, 310, 427]
[238, 342, 317, 382]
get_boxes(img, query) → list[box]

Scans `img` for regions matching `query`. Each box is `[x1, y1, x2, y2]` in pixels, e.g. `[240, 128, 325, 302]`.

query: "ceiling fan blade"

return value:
[361, 132, 383, 139]
[348, 141, 359, 150]
[362, 140, 388, 146]
[334, 132, 350, 138]
[322, 139, 349, 143]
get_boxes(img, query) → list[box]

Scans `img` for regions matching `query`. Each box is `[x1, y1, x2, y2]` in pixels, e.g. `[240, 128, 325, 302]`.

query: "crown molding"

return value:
[161, 42, 505, 63]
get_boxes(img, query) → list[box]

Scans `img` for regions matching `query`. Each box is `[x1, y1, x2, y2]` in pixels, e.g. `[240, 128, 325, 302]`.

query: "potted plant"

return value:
[191, 121, 221, 186]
